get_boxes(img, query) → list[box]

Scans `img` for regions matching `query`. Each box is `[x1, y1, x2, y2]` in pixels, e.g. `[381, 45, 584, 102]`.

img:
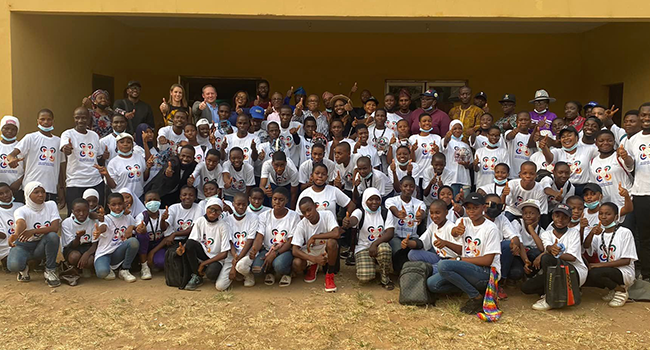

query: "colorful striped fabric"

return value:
[477, 267, 502, 322]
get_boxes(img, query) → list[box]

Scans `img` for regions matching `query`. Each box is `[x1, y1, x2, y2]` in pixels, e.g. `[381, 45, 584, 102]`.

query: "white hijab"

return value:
[361, 188, 382, 215]
[118, 187, 146, 218]
[24, 181, 46, 212]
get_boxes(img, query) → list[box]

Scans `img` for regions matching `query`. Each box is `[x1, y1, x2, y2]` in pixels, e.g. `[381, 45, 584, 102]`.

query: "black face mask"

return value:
[485, 203, 505, 219]
[552, 224, 568, 234]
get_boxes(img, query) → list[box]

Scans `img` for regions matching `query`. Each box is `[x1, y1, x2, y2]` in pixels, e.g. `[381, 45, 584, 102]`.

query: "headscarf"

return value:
[399, 88, 411, 99]
[118, 187, 146, 218]
[24, 181, 45, 212]
[361, 188, 382, 214]
[135, 123, 154, 149]
[90, 89, 110, 106]
[82, 189, 99, 201]
[450, 119, 464, 130]
[1, 115, 20, 132]
[205, 197, 223, 213]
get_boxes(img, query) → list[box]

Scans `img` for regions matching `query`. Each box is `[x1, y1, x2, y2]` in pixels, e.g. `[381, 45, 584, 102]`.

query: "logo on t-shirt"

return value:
[367, 225, 384, 241]
[280, 135, 294, 149]
[234, 231, 247, 249]
[201, 234, 215, 253]
[421, 142, 437, 156]
[79, 143, 95, 158]
[33, 221, 51, 229]
[570, 160, 582, 175]
[0, 154, 9, 169]
[515, 141, 530, 156]
[481, 156, 498, 171]
[314, 201, 330, 210]
[271, 229, 288, 245]
[464, 236, 482, 256]
[231, 178, 245, 191]
[598, 242, 616, 262]
[177, 219, 193, 231]
[398, 212, 415, 228]
[112, 226, 127, 242]
[639, 144, 650, 160]
[39, 146, 56, 162]
[595, 166, 612, 182]
[81, 232, 92, 243]
[242, 147, 250, 161]
[126, 164, 142, 179]
[6, 219, 14, 235]
[195, 154, 203, 163]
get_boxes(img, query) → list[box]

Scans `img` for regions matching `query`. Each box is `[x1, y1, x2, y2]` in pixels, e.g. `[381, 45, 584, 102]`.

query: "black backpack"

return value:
[399, 261, 435, 305]
[545, 259, 581, 309]
[164, 244, 187, 288]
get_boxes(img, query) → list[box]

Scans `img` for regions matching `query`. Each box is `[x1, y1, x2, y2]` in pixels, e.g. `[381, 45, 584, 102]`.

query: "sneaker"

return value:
[118, 269, 136, 283]
[608, 290, 629, 307]
[140, 263, 152, 280]
[497, 286, 508, 300]
[304, 264, 318, 283]
[60, 274, 80, 286]
[602, 289, 617, 302]
[17, 266, 30, 282]
[82, 268, 92, 278]
[264, 273, 275, 286]
[532, 295, 551, 311]
[340, 247, 350, 259]
[279, 275, 292, 287]
[104, 269, 116, 280]
[184, 274, 203, 291]
[345, 255, 356, 266]
[44, 269, 61, 288]
[460, 298, 483, 314]
[243, 273, 255, 287]
[324, 273, 337, 292]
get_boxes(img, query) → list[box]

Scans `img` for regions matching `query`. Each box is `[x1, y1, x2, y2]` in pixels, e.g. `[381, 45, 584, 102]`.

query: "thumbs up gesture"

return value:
[451, 219, 466, 237]
[390, 158, 396, 172]
[296, 97, 304, 111]
[432, 142, 440, 154]
[556, 188, 564, 202]
[125, 109, 136, 120]
[406, 160, 413, 174]
[62, 138, 73, 155]
[334, 171, 343, 189]
[176, 242, 185, 256]
[539, 135, 549, 149]
[617, 144, 628, 161]
[502, 181, 510, 197]
[198, 99, 208, 111]
[350, 82, 358, 94]
[401, 234, 410, 250]
[389, 135, 397, 145]
[165, 161, 174, 177]
[161, 206, 170, 221]
[411, 140, 419, 152]
[76, 229, 86, 237]
[550, 238, 561, 256]
[160, 98, 169, 115]
[258, 149, 266, 161]
[342, 211, 352, 228]
[136, 221, 147, 234]
[398, 205, 407, 220]
[618, 182, 629, 198]
[433, 233, 445, 249]
[92, 223, 102, 239]
[590, 222, 604, 236]
[415, 206, 425, 224]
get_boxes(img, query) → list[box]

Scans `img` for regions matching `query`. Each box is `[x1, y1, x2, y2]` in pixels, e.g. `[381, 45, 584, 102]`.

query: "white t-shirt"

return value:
[14, 201, 60, 242]
[258, 209, 301, 251]
[279, 122, 303, 166]
[391, 162, 423, 182]
[627, 132, 650, 196]
[295, 185, 350, 218]
[505, 131, 533, 179]
[443, 138, 472, 185]
[409, 133, 442, 172]
[471, 134, 504, 150]
[529, 150, 554, 173]
[325, 138, 356, 160]
[225, 213, 259, 255]
[504, 179, 549, 216]
[261, 159, 299, 187]
[106, 154, 147, 198]
[385, 113, 402, 132]
[478, 182, 506, 197]
[418, 220, 461, 258]
[188, 216, 231, 259]
[587, 226, 638, 287]
[355, 144, 381, 168]
[15, 132, 63, 194]
[135, 210, 165, 241]
[422, 168, 454, 206]
[511, 221, 544, 249]
[94, 214, 133, 266]
[0, 203, 23, 258]
[539, 176, 575, 206]
[254, 141, 273, 177]
[355, 169, 393, 198]
[60, 128, 103, 187]
[540, 227, 588, 286]
[368, 126, 395, 157]
[291, 210, 339, 251]
[335, 154, 361, 191]
[0, 141, 24, 186]
[298, 136, 314, 165]
[157, 126, 188, 153]
[492, 214, 519, 241]
[474, 146, 509, 187]
[590, 153, 633, 210]
[60, 216, 99, 248]
[384, 195, 426, 239]
[164, 203, 202, 239]
[191, 161, 224, 200]
[192, 145, 206, 164]
[456, 217, 502, 272]
[298, 158, 337, 184]
[351, 208, 387, 254]
[222, 161, 255, 198]
[211, 125, 236, 154]
[225, 133, 260, 166]
[550, 146, 599, 185]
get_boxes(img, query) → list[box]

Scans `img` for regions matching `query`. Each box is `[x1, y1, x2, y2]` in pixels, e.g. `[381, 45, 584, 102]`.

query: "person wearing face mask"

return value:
[528, 89, 557, 134]
[581, 184, 633, 252]
[0, 182, 23, 271]
[96, 133, 151, 199]
[134, 191, 169, 280]
[0, 116, 24, 200]
[59, 198, 99, 286]
[409, 89, 451, 137]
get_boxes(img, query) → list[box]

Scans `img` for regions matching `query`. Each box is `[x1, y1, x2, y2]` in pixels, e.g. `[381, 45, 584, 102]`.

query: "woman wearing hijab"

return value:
[118, 187, 146, 218]
[6, 181, 61, 287]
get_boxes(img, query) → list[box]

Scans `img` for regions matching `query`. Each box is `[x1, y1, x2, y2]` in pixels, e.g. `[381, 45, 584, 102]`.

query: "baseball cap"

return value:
[1, 115, 19, 131]
[519, 199, 541, 212]
[552, 203, 571, 217]
[558, 125, 579, 138]
[420, 89, 439, 99]
[463, 192, 485, 206]
[365, 96, 379, 105]
[294, 87, 306, 96]
[498, 94, 516, 104]
[127, 80, 141, 88]
[583, 183, 603, 194]
[115, 133, 134, 142]
[475, 91, 488, 100]
[250, 106, 265, 120]
[585, 101, 599, 109]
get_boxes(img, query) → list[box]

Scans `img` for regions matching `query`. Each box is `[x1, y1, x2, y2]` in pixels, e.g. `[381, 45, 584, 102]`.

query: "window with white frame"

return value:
[385, 80, 467, 113]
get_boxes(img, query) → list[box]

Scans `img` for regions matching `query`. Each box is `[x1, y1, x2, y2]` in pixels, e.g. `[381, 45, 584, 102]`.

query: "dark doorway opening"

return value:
[608, 83, 624, 126]
[180, 76, 261, 108]
[92, 74, 114, 103]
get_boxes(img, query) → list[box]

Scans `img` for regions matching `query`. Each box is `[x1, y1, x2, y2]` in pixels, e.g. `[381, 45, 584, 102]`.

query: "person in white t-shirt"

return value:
[427, 192, 502, 315]
[278, 106, 303, 166]
[591, 129, 634, 211]
[60, 107, 105, 216]
[254, 121, 280, 181]
[292, 197, 341, 292]
[539, 161, 575, 210]
[295, 163, 355, 219]
[422, 153, 454, 206]
[7, 109, 64, 205]
[157, 109, 189, 154]
[97, 133, 151, 199]
[352, 156, 393, 204]
[181, 123, 207, 164]
[6, 181, 61, 287]
[189, 149, 223, 200]
[0, 116, 24, 199]
[442, 120, 472, 196]
[246, 187, 270, 216]
[503, 161, 549, 224]
[505, 111, 536, 179]
[333, 142, 359, 195]
[472, 126, 509, 188]
[389, 145, 421, 193]
[507, 199, 546, 283]
[343, 188, 394, 289]
[260, 151, 299, 209]
[60, 198, 99, 285]
[162, 186, 202, 244]
[0, 182, 22, 267]
[477, 163, 510, 198]
[353, 125, 381, 169]
[368, 108, 396, 171]
[583, 202, 638, 307]
[298, 143, 336, 190]
[178, 197, 231, 291]
[134, 191, 169, 279]
[223, 114, 259, 167]
[521, 203, 587, 311]
[408, 113, 442, 179]
[222, 147, 256, 201]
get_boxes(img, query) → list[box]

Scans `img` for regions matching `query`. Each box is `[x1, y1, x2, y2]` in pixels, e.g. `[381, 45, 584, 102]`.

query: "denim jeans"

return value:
[94, 237, 140, 278]
[509, 247, 543, 281]
[407, 249, 441, 274]
[450, 184, 471, 199]
[500, 240, 513, 280]
[427, 259, 491, 299]
[253, 249, 293, 275]
[7, 231, 60, 271]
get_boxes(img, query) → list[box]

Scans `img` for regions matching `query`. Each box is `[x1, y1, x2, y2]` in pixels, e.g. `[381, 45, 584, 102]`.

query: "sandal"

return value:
[279, 275, 292, 287]
[382, 280, 395, 291]
[264, 273, 276, 285]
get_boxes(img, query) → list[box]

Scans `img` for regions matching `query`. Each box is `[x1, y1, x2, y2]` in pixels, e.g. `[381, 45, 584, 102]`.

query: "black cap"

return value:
[463, 192, 485, 206]
[127, 80, 141, 88]
[552, 203, 572, 217]
[475, 92, 487, 100]
[365, 96, 379, 105]
[583, 183, 603, 194]
[499, 93, 516, 104]
[558, 125, 579, 137]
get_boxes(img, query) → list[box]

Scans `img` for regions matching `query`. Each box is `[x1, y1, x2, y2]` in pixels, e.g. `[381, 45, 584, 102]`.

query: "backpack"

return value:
[545, 259, 581, 308]
[399, 261, 435, 306]
[164, 245, 186, 288]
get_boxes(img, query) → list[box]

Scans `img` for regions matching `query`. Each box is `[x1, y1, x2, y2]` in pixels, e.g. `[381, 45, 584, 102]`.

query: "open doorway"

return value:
[608, 83, 624, 126]
[180, 76, 262, 108]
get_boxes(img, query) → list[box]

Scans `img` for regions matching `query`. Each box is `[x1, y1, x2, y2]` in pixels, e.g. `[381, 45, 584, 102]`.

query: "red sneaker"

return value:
[325, 273, 337, 292]
[304, 264, 318, 283]
[498, 286, 508, 300]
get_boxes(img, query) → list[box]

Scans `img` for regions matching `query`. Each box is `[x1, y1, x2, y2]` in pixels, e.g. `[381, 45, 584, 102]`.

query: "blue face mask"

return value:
[38, 125, 54, 132]
[117, 150, 133, 157]
[109, 210, 124, 218]
[562, 143, 578, 152]
[451, 135, 463, 141]
[365, 207, 379, 214]
[145, 200, 161, 213]
[487, 141, 499, 148]
[363, 172, 373, 180]
[233, 210, 246, 218]
[584, 201, 600, 210]
[73, 216, 89, 225]
[1, 135, 16, 142]
[420, 127, 433, 133]
[494, 178, 507, 185]
[0, 196, 14, 206]
[249, 203, 263, 212]
[397, 160, 409, 167]
[571, 217, 580, 223]
[603, 221, 617, 229]
[326, 108, 333, 113]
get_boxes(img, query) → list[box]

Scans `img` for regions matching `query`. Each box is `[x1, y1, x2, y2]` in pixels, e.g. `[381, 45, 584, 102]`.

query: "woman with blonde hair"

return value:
[160, 84, 189, 126]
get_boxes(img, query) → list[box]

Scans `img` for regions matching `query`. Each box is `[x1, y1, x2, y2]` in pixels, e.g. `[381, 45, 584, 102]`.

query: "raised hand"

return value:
[176, 242, 185, 256]
[502, 181, 510, 197]
[411, 140, 419, 153]
[342, 211, 352, 228]
[198, 99, 208, 111]
[136, 221, 147, 234]
[433, 233, 445, 249]
[160, 98, 169, 115]
[125, 109, 136, 120]
[617, 144, 628, 161]
[406, 160, 413, 175]
[146, 154, 156, 169]
[334, 171, 343, 189]
[451, 219, 466, 237]
[253, 95, 260, 106]
[62, 138, 73, 156]
[289, 125, 301, 135]
[389, 135, 396, 145]
[6, 155, 24, 169]
[75, 229, 86, 237]
[415, 206, 424, 224]
[94, 164, 108, 176]
[550, 238, 561, 256]
[618, 182, 629, 198]
[397, 205, 407, 220]
[432, 142, 440, 154]
[92, 223, 102, 239]
[102, 146, 110, 160]
[591, 222, 604, 236]
[187, 174, 195, 186]
[539, 135, 549, 149]
[605, 105, 619, 119]
[286, 86, 294, 98]
[401, 234, 410, 250]
[258, 149, 266, 161]
[350, 82, 358, 94]
[165, 161, 174, 177]
[556, 188, 564, 202]
[161, 206, 169, 221]
[296, 97, 304, 111]
[390, 158, 396, 172]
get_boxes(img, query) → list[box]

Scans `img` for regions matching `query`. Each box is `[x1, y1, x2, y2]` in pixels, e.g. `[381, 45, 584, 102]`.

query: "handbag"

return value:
[545, 259, 581, 308]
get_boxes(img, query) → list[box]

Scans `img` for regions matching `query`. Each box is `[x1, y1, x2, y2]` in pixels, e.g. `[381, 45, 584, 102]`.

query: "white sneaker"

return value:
[82, 268, 92, 278]
[17, 266, 30, 282]
[608, 290, 628, 307]
[140, 263, 152, 280]
[532, 295, 551, 311]
[104, 269, 116, 280]
[602, 289, 616, 301]
[118, 269, 136, 283]
[243, 273, 255, 287]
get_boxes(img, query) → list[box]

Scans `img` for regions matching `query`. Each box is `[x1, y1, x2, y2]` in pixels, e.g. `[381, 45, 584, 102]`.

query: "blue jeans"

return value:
[253, 249, 293, 275]
[407, 249, 441, 274]
[94, 237, 140, 278]
[7, 231, 60, 271]
[427, 260, 491, 299]
[500, 240, 513, 280]
[450, 184, 471, 199]
[509, 247, 543, 280]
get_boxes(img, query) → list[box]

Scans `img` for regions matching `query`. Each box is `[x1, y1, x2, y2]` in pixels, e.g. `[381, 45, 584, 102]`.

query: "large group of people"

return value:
[0, 79, 647, 315]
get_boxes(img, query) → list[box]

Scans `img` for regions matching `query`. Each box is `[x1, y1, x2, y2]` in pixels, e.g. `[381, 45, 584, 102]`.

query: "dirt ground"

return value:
[0, 264, 649, 350]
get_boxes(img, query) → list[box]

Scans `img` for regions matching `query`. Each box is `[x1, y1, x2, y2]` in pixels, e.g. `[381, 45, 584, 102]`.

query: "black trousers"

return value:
[585, 267, 624, 290]
[633, 196, 650, 278]
[65, 183, 105, 217]
[182, 239, 222, 281]
[521, 254, 581, 295]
